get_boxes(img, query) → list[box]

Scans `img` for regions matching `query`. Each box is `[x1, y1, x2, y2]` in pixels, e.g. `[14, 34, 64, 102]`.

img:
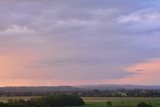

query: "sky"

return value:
[0, 0, 160, 86]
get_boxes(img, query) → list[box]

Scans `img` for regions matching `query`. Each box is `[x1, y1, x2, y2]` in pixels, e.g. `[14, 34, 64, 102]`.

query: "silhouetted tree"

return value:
[137, 102, 152, 107]
[106, 101, 112, 107]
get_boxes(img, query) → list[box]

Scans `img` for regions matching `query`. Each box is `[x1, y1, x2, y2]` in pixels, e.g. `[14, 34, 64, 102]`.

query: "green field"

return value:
[76, 97, 160, 107]
[0, 96, 38, 103]
[0, 97, 160, 107]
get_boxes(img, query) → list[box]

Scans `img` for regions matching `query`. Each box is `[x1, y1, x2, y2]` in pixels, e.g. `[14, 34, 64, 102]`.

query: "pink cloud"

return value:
[112, 59, 160, 85]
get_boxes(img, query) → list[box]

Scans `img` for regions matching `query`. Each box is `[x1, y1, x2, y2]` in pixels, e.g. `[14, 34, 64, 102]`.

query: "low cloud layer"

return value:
[0, 0, 160, 86]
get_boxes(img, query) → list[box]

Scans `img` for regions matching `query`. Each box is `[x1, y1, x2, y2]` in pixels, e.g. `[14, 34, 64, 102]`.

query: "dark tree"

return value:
[106, 101, 112, 107]
[137, 102, 152, 107]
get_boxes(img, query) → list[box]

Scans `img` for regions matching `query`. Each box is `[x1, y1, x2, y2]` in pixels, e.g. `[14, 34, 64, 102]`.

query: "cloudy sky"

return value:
[0, 0, 160, 86]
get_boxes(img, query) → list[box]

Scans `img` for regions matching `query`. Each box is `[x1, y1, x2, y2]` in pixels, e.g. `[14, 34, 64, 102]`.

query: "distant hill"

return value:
[0, 86, 81, 92]
[78, 84, 160, 90]
[0, 84, 160, 93]
[0, 85, 160, 97]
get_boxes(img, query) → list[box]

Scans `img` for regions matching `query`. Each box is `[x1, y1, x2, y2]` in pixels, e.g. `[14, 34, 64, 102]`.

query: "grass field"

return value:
[0, 97, 160, 107]
[0, 96, 38, 103]
[76, 97, 160, 107]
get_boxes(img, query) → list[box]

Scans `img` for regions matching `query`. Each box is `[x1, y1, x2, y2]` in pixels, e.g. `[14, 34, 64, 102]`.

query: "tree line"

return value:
[0, 94, 85, 107]
[81, 89, 160, 97]
[0, 87, 160, 97]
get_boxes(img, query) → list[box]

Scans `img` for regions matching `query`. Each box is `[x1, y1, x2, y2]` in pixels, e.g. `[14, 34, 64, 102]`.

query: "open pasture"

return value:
[0, 96, 37, 103]
[0, 97, 160, 107]
[77, 97, 160, 107]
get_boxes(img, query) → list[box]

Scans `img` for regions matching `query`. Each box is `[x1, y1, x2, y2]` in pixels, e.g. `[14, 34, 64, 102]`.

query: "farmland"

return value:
[0, 96, 37, 103]
[80, 97, 160, 107]
[0, 97, 160, 107]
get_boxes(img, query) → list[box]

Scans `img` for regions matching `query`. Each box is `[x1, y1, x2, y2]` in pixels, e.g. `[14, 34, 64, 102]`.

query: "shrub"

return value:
[137, 102, 152, 107]
[106, 101, 112, 107]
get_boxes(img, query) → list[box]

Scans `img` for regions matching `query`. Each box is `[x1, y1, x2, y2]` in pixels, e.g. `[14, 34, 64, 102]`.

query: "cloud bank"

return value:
[0, 0, 160, 86]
